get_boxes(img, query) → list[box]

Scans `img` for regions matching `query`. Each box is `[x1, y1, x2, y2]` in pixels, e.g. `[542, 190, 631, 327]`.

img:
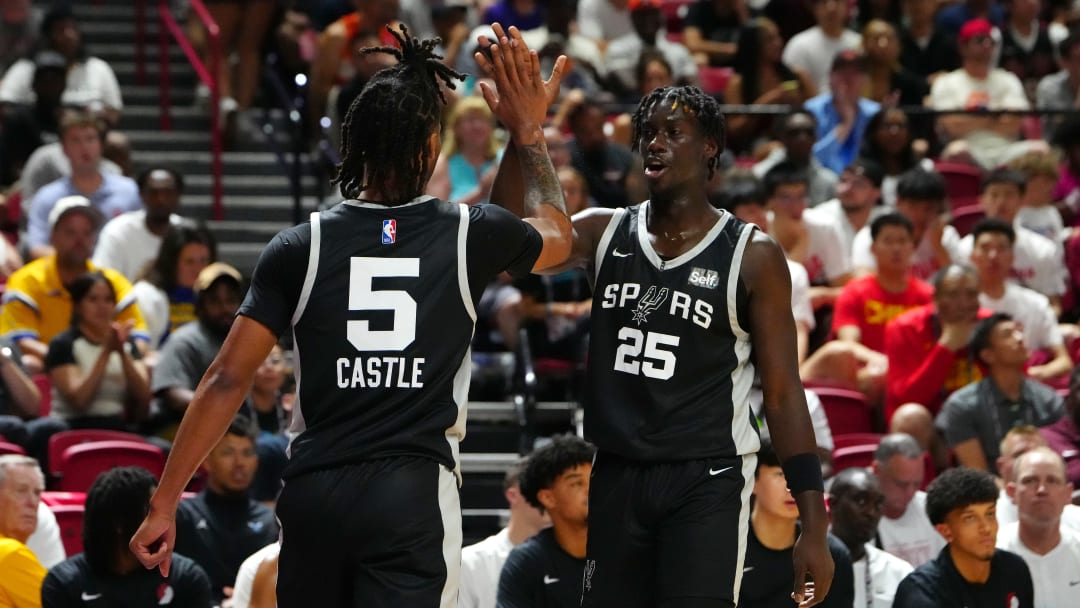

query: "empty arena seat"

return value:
[48, 429, 148, 478]
[810, 386, 873, 435]
[832, 443, 878, 472]
[949, 204, 985, 238]
[0, 441, 25, 456]
[56, 440, 166, 492]
[935, 161, 984, 201]
[50, 503, 85, 556]
[831, 433, 885, 450]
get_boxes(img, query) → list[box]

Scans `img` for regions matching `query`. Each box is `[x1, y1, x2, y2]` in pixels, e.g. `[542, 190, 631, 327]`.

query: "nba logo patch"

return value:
[382, 219, 397, 244]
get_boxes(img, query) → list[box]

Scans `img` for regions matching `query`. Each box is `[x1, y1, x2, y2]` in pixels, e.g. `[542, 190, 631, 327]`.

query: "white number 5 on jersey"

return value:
[347, 257, 418, 351]
[614, 327, 680, 380]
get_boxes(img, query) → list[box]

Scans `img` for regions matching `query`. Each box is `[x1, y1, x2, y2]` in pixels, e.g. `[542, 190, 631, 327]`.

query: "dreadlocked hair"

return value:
[83, 467, 158, 576]
[334, 24, 466, 202]
[631, 86, 727, 180]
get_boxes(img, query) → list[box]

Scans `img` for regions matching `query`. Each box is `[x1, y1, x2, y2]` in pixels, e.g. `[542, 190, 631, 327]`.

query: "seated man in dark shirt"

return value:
[894, 467, 1034, 608]
[173, 421, 279, 603]
[741, 438, 855, 607]
[567, 98, 647, 209]
[497, 434, 594, 608]
[41, 466, 212, 607]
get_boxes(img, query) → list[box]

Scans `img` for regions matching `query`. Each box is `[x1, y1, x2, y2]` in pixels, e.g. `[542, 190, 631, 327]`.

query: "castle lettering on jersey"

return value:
[599, 282, 714, 329]
[336, 356, 425, 389]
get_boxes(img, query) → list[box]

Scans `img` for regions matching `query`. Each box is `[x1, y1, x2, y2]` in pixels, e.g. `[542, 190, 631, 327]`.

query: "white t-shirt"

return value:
[132, 281, 170, 350]
[576, 0, 633, 41]
[957, 224, 1066, 297]
[996, 522, 1080, 608]
[0, 56, 123, 109]
[805, 200, 883, 260]
[852, 223, 962, 281]
[459, 527, 515, 608]
[92, 211, 182, 281]
[996, 490, 1080, 531]
[230, 542, 280, 608]
[604, 34, 698, 92]
[750, 388, 834, 451]
[26, 502, 66, 569]
[929, 68, 1030, 114]
[979, 283, 1063, 351]
[876, 491, 947, 567]
[788, 259, 816, 332]
[781, 26, 862, 93]
[793, 211, 853, 285]
[1016, 205, 1065, 244]
[852, 544, 914, 608]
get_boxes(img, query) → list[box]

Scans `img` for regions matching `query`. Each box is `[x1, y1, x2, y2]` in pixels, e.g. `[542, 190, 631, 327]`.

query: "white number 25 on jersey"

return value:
[614, 327, 680, 380]
[347, 257, 419, 351]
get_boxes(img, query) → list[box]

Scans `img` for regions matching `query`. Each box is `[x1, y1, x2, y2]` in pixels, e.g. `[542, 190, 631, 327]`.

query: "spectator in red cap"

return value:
[928, 18, 1049, 170]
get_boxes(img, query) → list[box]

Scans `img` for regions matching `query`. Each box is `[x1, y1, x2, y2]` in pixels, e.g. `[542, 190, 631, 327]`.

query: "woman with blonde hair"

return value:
[427, 95, 502, 205]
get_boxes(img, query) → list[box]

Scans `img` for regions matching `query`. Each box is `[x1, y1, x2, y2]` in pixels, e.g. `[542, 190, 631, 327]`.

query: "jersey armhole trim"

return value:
[290, 212, 321, 327]
[457, 204, 477, 322]
[593, 208, 627, 285]
[727, 223, 756, 340]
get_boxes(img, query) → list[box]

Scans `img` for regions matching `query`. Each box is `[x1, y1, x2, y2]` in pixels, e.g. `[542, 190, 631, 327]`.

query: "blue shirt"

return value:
[805, 94, 881, 175]
[482, 2, 545, 31]
[27, 172, 142, 248]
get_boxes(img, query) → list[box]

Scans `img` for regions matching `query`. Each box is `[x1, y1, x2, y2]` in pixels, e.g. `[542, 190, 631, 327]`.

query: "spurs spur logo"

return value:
[631, 286, 669, 325]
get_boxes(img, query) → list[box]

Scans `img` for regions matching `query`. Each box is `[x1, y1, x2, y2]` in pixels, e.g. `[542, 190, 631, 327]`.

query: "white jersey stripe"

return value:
[593, 208, 627, 285]
[437, 464, 463, 608]
[291, 211, 321, 327]
[285, 326, 306, 458]
[457, 204, 476, 322]
[726, 223, 756, 340]
[732, 452, 758, 603]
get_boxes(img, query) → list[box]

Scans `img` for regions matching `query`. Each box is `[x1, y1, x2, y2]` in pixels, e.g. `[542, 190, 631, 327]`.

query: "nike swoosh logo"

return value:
[544, 575, 560, 584]
[81, 592, 102, 601]
[709, 466, 733, 476]
[612, 249, 632, 258]
[743, 566, 754, 573]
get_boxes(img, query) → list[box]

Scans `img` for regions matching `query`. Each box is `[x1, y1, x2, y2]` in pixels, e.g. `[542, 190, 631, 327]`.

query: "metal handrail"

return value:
[157, 0, 224, 220]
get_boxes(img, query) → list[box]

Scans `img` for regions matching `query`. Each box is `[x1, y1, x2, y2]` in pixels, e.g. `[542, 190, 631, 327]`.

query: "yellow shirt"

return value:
[0, 535, 45, 608]
[0, 256, 148, 345]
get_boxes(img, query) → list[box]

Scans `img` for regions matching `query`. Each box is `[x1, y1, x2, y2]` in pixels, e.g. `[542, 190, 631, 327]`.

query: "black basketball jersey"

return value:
[238, 197, 542, 479]
[584, 202, 762, 461]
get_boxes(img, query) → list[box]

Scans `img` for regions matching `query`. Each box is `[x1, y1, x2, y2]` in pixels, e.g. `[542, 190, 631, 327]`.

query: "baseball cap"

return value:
[831, 49, 866, 72]
[628, 0, 663, 11]
[48, 196, 104, 233]
[959, 18, 994, 43]
[193, 262, 243, 296]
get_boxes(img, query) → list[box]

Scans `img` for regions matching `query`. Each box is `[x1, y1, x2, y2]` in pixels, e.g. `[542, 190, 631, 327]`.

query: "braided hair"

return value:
[334, 24, 466, 203]
[631, 86, 727, 180]
[83, 467, 158, 576]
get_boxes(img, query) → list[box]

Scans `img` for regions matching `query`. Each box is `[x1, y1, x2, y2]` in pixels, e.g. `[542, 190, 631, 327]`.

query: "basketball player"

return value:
[129, 25, 572, 607]
[485, 81, 835, 607]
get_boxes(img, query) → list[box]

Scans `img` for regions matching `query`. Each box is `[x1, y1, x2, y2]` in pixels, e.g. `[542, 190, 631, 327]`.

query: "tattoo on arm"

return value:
[517, 140, 566, 218]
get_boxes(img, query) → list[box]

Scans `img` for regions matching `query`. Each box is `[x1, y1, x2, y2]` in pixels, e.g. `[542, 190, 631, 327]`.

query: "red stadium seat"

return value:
[935, 161, 984, 202]
[832, 444, 878, 472]
[50, 503, 85, 556]
[811, 386, 873, 435]
[48, 430, 148, 478]
[41, 491, 87, 507]
[831, 433, 885, 450]
[950, 204, 985, 238]
[0, 441, 25, 456]
[699, 66, 734, 96]
[57, 440, 166, 492]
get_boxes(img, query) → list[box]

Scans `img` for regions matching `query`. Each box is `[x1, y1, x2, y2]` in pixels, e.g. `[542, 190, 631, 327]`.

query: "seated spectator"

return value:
[14, 124, 121, 205]
[740, 438, 855, 608]
[899, 0, 960, 81]
[929, 18, 1048, 170]
[0, 1, 39, 73]
[828, 468, 914, 608]
[0, 50, 65, 190]
[604, 0, 698, 97]
[968, 219, 1072, 381]
[781, 0, 862, 93]
[956, 168, 1065, 304]
[147, 263, 242, 439]
[806, 158, 884, 254]
[724, 18, 815, 155]
[852, 168, 960, 281]
[131, 221, 216, 349]
[871, 434, 946, 567]
[497, 435, 593, 608]
[0, 5, 122, 125]
[174, 421, 279, 604]
[482, 0, 543, 30]
[576, 0, 634, 51]
[25, 502, 63, 570]
[995, 426, 1080, 529]
[833, 213, 933, 352]
[460, 458, 549, 608]
[92, 166, 185, 282]
[753, 110, 838, 206]
[26, 110, 141, 260]
[937, 313, 1064, 473]
[516, 1, 606, 97]
[0, 339, 46, 456]
[861, 20, 931, 108]
[681, 0, 746, 67]
[805, 51, 881, 175]
[428, 96, 501, 205]
[998, 0, 1056, 100]
[1008, 151, 1065, 242]
[936, 0, 1006, 36]
[859, 109, 933, 207]
[1, 197, 148, 374]
[237, 345, 290, 503]
[428, 1, 472, 71]
[566, 97, 646, 209]
[0, 454, 46, 608]
[609, 52, 675, 147]
[763, 160, 853, 308]
[997, 447, 1080, 608]
[885, 265, 987, 446]
[44, 272, 152, 432]
[230, 542, 279, 608]
[1040, 366, 1080, 488]
[893, 467, 1033, 608]
[40, 467, 213, 607]
[1035, 31, 1080, 143]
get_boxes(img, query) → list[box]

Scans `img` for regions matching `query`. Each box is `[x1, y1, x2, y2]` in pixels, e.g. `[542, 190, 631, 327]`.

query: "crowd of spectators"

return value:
[4, 0, 1080, 606]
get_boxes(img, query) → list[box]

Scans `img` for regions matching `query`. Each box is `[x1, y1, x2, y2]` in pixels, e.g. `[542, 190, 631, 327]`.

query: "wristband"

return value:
[781, 452, 824, 494]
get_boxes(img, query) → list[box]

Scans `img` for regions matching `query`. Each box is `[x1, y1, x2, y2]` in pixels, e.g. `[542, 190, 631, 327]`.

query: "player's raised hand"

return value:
[474, 23, 566, 140]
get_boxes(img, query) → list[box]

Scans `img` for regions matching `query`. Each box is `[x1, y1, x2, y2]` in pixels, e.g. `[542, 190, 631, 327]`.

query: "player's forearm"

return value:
[490, 139, 525, 218]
